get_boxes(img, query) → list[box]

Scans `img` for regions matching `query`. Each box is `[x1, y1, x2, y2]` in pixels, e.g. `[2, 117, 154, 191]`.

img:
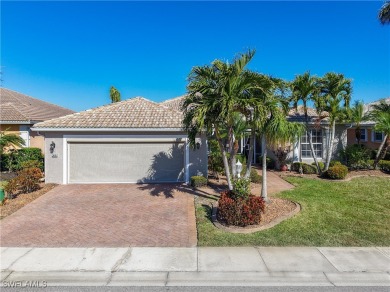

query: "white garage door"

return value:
[68, 142, 185, 183]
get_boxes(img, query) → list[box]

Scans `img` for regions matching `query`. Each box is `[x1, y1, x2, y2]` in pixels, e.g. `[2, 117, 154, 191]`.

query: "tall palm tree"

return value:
[290, 72, 323, 174]
[110, 86, 121, 103]
[369, 99, 390, 167]
[183, 50, 258, 190]
[317, 73, 352, 171]
[349, 100, 367, 145]
[259, 94, 304, 202]
[0, 130, 25, 155]
[379, 1, 390, 24]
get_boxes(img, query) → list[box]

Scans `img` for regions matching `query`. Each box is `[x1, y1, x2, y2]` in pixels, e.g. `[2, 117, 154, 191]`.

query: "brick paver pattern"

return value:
[0, 184, 197, 247]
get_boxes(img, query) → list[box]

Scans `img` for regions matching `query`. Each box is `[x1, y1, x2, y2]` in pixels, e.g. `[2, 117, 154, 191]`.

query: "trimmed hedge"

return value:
[292, 162, 317, 174]
[325, 165, 349, 180]
[217, 190, 265, 227]
[312, 161, 325, 171]
[378, 160, 390, 173]
[1, 148, 44, 172]
[190, 176, 207, 188]
[250, 168, 262, 184]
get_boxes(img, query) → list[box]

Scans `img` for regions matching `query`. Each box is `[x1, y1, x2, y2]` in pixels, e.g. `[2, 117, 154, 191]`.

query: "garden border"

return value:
[211, 200, 301, 234]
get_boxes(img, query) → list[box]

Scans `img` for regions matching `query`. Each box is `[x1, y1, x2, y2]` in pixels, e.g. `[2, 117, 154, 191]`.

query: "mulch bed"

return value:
[196, 174, 298, 233]
[278, 169, 389, 181]
[0, 184, 57, 219]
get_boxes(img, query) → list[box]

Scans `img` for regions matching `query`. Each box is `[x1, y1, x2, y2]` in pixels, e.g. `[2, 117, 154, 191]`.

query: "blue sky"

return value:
[2, 1, 389, 111]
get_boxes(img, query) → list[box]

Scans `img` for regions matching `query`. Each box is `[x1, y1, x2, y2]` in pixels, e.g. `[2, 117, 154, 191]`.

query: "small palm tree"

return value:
[369, 99, 390, 167]
[290, 72, 323, 174]
[349, 100, 367, 145]
[109, 86, 121, 103]
[379, 1, 390, 24]
[0, 130, 25, 155]
[317, 72, 352, 171]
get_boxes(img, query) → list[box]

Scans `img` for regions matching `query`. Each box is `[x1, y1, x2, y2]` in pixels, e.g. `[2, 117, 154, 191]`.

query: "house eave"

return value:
[31, 127, 184, 132]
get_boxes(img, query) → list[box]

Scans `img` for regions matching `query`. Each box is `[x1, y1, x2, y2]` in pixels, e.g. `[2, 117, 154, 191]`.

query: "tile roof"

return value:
[33, 97, 184, 129]
[0, 88, 74, 122]
[0, 103, 29, 122]
[287, 106, 328, 122]
[160, 95, 186, 112]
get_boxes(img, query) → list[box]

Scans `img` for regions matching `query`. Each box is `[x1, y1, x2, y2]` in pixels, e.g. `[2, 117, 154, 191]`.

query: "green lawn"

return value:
[196, 176, 390, 246]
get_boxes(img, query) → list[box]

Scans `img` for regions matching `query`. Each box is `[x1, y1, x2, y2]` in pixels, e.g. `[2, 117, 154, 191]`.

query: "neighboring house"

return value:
[346, 98, 390, 150]
[32, 97, 208, 184]
[0, 88, 74, 153]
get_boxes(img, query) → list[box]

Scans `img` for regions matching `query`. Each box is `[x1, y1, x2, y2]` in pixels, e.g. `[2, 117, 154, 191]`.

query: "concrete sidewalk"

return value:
[1, 247, 389, 287]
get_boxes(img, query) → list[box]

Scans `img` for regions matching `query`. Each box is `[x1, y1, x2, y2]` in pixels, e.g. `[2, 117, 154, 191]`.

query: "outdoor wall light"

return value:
[50, 141, 56, 154]
[236, 160, 242, 178]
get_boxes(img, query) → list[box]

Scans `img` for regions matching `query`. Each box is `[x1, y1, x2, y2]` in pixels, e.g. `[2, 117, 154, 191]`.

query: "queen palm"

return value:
[259, 93, 304, 202]
[183, 50, 259, 190]
[349, 100, 367, 145]
[290, 72, 323, 174]
[109, 86, 121, 103]
[317, 73, 352, 171]
[0, 130, 25, 155]
[369, 99, 390, 167]
[379, 1, 390, 24]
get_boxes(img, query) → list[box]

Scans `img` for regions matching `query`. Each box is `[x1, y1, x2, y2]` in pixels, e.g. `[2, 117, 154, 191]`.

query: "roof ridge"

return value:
[161, 94, 187, 104]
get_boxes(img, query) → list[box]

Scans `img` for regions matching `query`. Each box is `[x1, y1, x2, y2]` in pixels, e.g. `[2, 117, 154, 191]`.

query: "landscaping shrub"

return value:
[250, 168, 261, 184]
[312, 161, 325, 171]
[371, 150, 390, 161]
[208, 140, 224, 178]
[1, 152, 18, 172]
[340, 144, 371, 170]
[378, 160, 390, 173]
[231, 177, 251, 200]
[325, 165, 349, 180]
[236, 154, 247, 164]
[4, 178, 18, 198]
[20, 160, 43, 170]
[16, 167, 43, 193]
[256, 156, 275, 169]
[217, 190, 265, 227]
[14, 148, 44, 171]
[329, 160, 342, 167]
[292, 162, 317, 174]
[191, 176, 207, 188]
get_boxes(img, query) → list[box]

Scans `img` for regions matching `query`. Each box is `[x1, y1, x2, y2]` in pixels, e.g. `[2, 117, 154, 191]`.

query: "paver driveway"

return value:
[0, 184, 197, 247]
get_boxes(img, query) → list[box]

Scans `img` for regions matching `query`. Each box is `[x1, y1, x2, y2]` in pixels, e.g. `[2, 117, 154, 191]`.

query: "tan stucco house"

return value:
[0, 88, 74, 153]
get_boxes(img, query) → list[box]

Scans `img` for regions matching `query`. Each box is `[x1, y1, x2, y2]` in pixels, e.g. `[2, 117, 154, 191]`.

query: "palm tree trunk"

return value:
[215, 128, 233, 190]
[244, 126, 255, 178]
[374, 134, 389, 169]
[306, 123, 322, 174]
[325, 120, 336, 171]
[229, 127, 237, 179]
[261, 135, 268, 203]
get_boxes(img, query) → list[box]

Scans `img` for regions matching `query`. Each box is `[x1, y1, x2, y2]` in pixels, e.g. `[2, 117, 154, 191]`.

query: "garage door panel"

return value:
[68, 142, 184, 183]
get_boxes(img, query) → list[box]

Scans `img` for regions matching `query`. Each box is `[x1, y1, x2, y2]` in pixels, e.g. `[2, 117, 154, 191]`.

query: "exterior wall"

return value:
[42, 131, 208, 184]
[29, 130, 45, 153]
[292, 125, 347, 164]
[347, 127, 385, 150]
[44, 132, 64, 184]
[189, 133, 208, 177]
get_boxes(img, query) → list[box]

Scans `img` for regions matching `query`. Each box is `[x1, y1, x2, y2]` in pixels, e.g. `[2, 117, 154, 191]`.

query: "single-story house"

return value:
[0, 88, 74, 153]
[346, 98, 390, 150]
[32, 97, 208, 184]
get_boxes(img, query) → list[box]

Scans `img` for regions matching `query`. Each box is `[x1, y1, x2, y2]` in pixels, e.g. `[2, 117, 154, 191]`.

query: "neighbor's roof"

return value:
[160, 95, 186, 112]
[0, 88, 74, 123]
[287, 106, 328, 123]
[33, 97, 184, 129]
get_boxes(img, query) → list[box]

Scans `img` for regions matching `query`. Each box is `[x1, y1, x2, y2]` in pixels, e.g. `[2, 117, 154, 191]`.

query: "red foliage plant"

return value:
[217, 190, 265, 227]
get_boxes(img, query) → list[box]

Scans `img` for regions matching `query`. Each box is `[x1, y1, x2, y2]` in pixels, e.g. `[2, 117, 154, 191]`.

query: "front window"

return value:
[359, 129, 367, 142]
[301, 129, 322, 158]
[373, 131, 384, 142]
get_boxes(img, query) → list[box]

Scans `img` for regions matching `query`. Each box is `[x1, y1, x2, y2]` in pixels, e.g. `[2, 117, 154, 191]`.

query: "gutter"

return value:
[30, 127, 185, 132]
